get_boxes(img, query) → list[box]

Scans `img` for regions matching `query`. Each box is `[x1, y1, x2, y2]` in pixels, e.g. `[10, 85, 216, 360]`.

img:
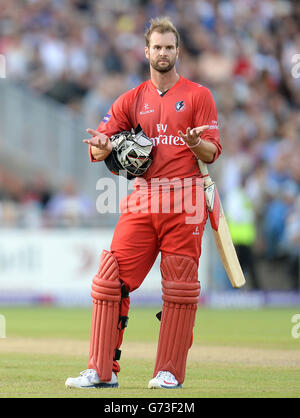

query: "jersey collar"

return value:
[149, 75, 183, 97]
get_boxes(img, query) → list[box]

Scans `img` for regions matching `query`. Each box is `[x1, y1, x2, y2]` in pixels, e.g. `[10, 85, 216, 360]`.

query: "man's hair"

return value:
[145, 17, 180, 48]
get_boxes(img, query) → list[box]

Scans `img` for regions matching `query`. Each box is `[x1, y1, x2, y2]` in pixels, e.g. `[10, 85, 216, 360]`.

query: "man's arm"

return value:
[83, 128, 113, 161]
[178, 126, 217, 163]
[184, 86, 221, 163]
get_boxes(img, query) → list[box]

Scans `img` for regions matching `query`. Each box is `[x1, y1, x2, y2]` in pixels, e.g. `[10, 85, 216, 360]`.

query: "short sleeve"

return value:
[193, 87, 222, 163]
[97, 92, 132, 136]
[89, 92, 133, 162]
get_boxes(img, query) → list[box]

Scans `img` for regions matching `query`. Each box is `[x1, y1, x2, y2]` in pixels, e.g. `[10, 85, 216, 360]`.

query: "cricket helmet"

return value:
[105, 126, 153, 180]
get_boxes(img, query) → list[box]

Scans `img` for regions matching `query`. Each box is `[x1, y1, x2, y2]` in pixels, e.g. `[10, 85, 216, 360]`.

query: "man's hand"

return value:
[178, 125, 209, 147]
[178, 125, 217, 163]
[83, 128, 112, 161]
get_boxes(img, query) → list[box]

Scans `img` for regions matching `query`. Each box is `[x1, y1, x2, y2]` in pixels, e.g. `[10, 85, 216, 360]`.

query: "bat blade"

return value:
[198, 160, 246, 288]
[212, 207, 246, 288]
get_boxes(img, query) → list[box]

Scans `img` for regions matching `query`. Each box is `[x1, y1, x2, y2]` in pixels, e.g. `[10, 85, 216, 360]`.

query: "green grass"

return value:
[1, 306, 299, 348]
[0, 306, 300, 398]
[1, 354, 299, 399]
[195, 307, 300, 349]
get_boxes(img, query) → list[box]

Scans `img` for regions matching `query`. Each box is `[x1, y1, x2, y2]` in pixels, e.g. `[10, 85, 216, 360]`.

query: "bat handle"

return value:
[197, 159, 209, 176]
[197, 159, 208, 174]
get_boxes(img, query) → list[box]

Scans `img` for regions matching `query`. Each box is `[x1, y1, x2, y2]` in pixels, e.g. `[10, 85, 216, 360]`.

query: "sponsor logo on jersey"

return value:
[102, 113, 111, 123]
[175, 100, 185, 112]
[140, 103, 155, 115]
[151, 134, 186, 147]
[192, 226, 200, 235]
[151, 123, 185, 146]
[208, 120, 219, 130]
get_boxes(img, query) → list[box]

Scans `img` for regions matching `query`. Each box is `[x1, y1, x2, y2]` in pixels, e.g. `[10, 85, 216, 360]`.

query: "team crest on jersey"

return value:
[175, 100, 185, 112]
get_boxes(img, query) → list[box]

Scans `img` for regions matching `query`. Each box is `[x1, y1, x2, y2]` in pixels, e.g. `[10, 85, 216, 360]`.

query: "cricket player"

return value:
[66, 17, 221, 389]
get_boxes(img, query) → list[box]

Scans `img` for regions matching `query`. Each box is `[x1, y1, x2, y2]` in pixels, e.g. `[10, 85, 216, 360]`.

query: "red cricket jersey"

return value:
[91, 76, 222, 181]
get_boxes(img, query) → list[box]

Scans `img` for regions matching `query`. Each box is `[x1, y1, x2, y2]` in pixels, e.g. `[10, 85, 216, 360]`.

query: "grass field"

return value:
[0, 306, 299, 399]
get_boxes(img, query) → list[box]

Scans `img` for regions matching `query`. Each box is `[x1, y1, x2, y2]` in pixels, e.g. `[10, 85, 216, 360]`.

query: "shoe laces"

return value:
[156, 371, 177, 383]
[79, 369, 116, 383]
[79, 369, 97, 377]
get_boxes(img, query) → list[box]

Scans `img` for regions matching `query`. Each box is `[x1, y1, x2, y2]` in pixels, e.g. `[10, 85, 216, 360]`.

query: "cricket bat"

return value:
[198, 160, 246, 288]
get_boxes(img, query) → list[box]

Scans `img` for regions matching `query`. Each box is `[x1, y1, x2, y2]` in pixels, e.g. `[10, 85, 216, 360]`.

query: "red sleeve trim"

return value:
[207, 139, 222, 164]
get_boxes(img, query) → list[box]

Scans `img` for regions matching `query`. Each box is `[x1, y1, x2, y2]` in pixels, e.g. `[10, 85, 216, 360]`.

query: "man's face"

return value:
[145, 31, 179, 73]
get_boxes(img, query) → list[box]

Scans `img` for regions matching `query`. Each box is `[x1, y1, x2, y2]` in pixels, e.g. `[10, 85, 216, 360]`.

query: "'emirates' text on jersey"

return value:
[92, 76, 222, 181]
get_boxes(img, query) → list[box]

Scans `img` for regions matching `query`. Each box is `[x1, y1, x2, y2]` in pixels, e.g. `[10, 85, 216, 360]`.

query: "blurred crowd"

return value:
[0, 0, 299, 287]
[0, 167, 97, 228]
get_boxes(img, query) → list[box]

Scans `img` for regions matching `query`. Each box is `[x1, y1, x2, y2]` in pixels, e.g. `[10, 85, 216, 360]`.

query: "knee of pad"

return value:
[160, 254, 200, 304]
[91, 250, 121, 303]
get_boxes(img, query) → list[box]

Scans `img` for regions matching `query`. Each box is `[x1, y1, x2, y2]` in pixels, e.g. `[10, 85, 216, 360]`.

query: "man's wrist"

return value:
[187, 137, 202, 149]
[91, 145, 112, 161]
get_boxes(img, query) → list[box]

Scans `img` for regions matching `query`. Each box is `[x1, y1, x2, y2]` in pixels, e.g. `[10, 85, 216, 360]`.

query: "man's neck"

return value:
[150, 68, 180, 93]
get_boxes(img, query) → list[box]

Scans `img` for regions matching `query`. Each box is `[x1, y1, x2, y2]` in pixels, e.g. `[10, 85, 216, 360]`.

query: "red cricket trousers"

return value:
[110, 180, 207, 291]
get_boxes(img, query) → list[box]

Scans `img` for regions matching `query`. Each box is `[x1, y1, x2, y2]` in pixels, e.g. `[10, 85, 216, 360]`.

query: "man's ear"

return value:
[145, 46, 149, 60]
[176, 47, 179, 60]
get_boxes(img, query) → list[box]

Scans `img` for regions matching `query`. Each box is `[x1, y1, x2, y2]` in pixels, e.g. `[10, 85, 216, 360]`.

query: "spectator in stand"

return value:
[45, 179, 95, 227]
[284, 196, 300, 290]
[224, 176, 260, 290]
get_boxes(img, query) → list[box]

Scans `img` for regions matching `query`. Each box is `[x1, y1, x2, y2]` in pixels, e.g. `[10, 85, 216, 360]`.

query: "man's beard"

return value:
[150, 57, 176, 73]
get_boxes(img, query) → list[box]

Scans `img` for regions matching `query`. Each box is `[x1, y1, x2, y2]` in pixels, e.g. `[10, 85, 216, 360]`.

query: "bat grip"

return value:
[197, 159, 209, 176]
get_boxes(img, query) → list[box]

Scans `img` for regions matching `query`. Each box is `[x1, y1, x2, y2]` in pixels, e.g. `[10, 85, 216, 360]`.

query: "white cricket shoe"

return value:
[65, 369, 119, 388]
[148, 371, 182, 389]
